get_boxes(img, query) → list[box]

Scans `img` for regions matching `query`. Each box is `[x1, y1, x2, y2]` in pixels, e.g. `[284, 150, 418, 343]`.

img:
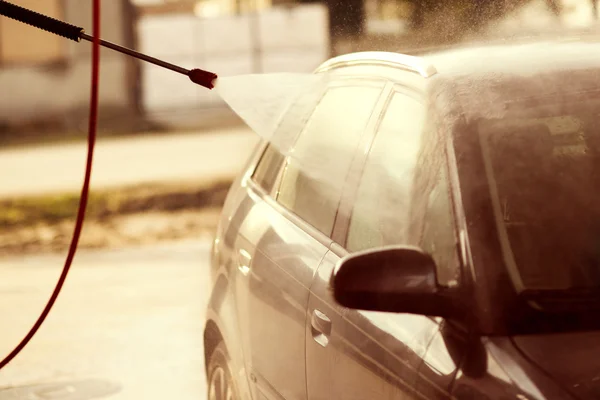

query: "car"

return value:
[203, 40, 600, 400]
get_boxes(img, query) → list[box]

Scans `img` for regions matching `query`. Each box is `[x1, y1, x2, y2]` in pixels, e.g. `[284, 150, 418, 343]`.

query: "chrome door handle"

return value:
[310, 309, 332, 347]
[237, 248, 252, 275]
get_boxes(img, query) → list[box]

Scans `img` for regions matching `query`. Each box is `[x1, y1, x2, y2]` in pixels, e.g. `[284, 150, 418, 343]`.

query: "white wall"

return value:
[137, 4, 330, 117]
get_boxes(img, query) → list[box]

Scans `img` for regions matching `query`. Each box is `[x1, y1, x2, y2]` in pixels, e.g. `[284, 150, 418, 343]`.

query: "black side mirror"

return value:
[332, 246, 456, 317]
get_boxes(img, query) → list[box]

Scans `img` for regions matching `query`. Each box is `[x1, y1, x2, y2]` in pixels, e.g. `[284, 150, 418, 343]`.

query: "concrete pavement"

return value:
[0, 240, 212, 400]
[0, 126, 258, 199]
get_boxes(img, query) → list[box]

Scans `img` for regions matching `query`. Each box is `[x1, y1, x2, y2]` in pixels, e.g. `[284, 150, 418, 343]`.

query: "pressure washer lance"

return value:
[0, 0, 218, 90]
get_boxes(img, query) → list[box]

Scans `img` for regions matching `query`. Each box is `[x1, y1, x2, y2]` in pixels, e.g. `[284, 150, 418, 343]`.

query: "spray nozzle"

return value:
[189, 69, 219, 90]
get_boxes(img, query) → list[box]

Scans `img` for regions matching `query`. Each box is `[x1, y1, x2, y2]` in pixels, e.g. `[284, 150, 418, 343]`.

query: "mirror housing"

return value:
[332, 246, 456, 317]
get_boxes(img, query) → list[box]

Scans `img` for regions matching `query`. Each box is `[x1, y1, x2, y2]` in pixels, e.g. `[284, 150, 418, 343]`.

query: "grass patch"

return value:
[0, 180, 232, 230]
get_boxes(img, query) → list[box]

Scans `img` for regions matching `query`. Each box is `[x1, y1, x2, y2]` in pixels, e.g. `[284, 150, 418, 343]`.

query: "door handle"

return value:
[237, 248, 252, 276]
[310, 309, 332, 347]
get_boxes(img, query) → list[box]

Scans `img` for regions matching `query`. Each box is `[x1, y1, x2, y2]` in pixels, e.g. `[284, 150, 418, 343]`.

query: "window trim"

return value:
[250, 142, 287, 197]
[250, 77, 390, 197]
[333, 85, 466, 286]
[415, 110, 466, 288]
[420, 159, 463, 287]
[247, 177, 335, 249]
[275, 77, 389, 176]
[330, 82, 394, 245]
[334, 83, 427, 250]
[272, 79, 388, 238]
[444, 119, 472, 283]
[248, 78, 390, 244]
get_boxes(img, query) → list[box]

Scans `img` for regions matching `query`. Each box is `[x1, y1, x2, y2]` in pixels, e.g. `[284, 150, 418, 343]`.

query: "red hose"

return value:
[0, 0, 100, 370]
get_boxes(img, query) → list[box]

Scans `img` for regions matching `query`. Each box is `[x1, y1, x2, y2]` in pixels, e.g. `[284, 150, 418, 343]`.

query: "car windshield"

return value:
[478, 100, 600, 293]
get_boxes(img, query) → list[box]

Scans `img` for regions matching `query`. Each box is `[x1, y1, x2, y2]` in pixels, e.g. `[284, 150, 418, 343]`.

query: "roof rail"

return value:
[315, 51, 437, 78]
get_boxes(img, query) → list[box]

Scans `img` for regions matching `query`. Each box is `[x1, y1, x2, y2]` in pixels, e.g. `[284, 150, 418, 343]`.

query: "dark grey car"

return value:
[204, 41, 600, 400]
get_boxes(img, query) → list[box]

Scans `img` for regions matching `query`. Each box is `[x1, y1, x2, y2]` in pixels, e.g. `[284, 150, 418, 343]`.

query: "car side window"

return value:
[346, 91, 426, 252]
[276, 85, 382, 237]
[252, 144, 285, 194]
[251, 83, 326, 193]
[346, 90, 460, 285]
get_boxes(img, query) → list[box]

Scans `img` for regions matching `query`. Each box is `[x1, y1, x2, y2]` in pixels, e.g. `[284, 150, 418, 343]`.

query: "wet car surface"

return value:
[204, 40, 600, 399]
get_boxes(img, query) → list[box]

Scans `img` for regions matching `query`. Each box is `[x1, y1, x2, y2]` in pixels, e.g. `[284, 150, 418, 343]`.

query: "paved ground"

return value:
[0, 126, 258, 198]
[0, 240, 212, 400]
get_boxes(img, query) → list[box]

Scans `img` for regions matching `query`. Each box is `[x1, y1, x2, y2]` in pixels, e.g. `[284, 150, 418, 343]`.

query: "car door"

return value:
[307, 247, 443, 400]
[234, 79, 387, 400]
[306, 87, 464, 399]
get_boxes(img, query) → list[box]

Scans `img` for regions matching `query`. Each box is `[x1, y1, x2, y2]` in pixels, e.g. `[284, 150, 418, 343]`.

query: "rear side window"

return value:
[346, 91, 426, 252]
[253, 144, 285, 194]
[252, 82, 325, 193]
[277, 85, 382, 236]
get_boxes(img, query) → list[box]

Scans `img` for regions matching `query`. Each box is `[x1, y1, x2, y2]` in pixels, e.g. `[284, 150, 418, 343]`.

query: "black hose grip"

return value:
[0, 0, 83, 42]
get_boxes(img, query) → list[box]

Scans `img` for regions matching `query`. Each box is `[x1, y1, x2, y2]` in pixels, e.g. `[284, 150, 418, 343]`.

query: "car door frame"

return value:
[237, 75, 393, 400]
[330, 71, 428, 245]
[316, 73, 474, 398]
[309, 78, 444, 399]
[249, 75, 392, 246]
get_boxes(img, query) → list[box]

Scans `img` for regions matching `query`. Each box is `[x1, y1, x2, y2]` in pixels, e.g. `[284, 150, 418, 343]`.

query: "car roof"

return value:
[422, 39, 600, 121]
[316, 51, 438, 78]
[318, 39, 600, 121]
[319, 38, 600, 80]
[422, 39, 600, 78]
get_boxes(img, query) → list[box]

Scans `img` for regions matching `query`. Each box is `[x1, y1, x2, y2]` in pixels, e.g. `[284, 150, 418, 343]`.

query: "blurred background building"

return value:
[134, 0, 329, 128]
[0, 0, 330, 135]
[0, 0, 137, 135]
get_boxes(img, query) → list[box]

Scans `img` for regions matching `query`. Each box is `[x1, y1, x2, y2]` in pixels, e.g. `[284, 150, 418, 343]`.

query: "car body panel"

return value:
[206, 43, 600, 400]
[306, 248, 442, 399]
[206, 142, 264, 400]
[234, 186, 329, 400]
